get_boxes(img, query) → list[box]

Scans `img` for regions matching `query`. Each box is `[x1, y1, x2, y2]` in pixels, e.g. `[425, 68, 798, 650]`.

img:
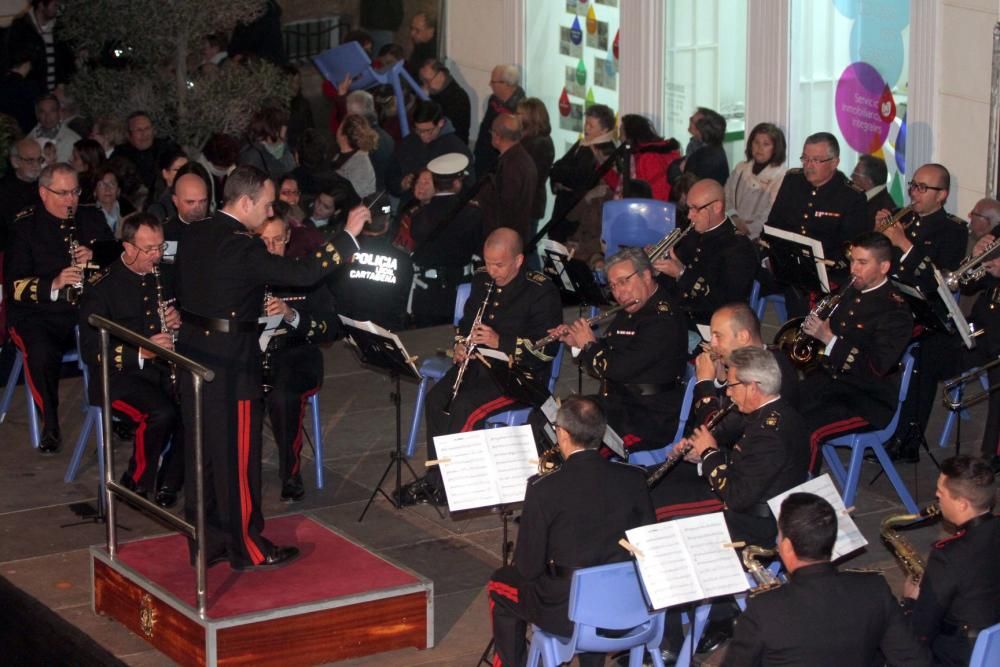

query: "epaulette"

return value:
[947, 213, 966, 226]
[527, 270, 548, 285]
[846, 179, 866, 194]
[786, 167, 803, 175]
[933, 529, 966, 550]
[234, 229, 256, 238]
[762, 410, 780, 429]
[88, 266, 111, 286]
[655, 299, 671, 314]
[14, 205, 34, 221]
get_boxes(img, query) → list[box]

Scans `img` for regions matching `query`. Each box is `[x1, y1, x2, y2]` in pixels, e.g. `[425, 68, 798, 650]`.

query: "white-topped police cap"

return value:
[427, 152, 470, 179]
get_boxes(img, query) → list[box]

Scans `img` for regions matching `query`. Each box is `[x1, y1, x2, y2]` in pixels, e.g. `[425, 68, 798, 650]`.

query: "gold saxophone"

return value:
[536, 447, 562, 476]
[742, 545, 783, 590]
[880, 503, 941, 582]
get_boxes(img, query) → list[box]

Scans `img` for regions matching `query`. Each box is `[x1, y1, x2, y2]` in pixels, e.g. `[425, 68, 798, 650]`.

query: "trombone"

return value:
[941, 357, 1000, 410]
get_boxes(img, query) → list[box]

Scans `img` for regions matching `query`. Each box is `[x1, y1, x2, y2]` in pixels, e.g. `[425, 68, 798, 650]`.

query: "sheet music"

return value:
[257, 314, 284, 352]
[542, 239, 576, 292]
[337, 315, 421, 377]
[627, 513, 748, 610]
[539, 397, 626, 458]
[478, 348, 511, 364]
[767, 474, 868, 561]
[762, 224, 831, 293]
[434, 425, 537, 512]
[934, 267, 975, 349]
[696, 324, 711, 342]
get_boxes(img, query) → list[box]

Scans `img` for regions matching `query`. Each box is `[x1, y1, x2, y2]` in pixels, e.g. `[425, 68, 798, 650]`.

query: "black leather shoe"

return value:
[118, 473, 148, 498]
[280, 475, 305, 503]
[232, 546, 300, 572]
[155, 486, 178, 508]
[696, 616, 735, 654]
[38, 432, 61, 454]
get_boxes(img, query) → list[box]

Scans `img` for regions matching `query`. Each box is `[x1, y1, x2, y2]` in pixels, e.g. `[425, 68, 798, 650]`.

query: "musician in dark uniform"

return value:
[850, 154, 898, 230]
[880, 164, 969, 460]
[903, 455, 1000, 666]
[257, 208, 342, 503]
[398, 227, 561, 506]
[4, 163, 115, 453]
[79, 213, 181, 499]
[654, 179, 758, 326]
[174, 166, 364, 570]
[724, 492, 929, 667]
[797, 232, 913, 474]
[555, 247, 689, 453]
[487, 396, 655, 667]
[410, 153, 483, 327]
[330, 194, 413, 331]
[161, 172, 211, 258]
[765, 132, 869, 316]
[961, 243, 1000, 467]
[651, 346, 808, 546]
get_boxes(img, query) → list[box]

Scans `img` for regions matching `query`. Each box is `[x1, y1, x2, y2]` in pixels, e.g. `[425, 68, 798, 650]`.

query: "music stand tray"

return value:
[540, 239, 610, 306]
[934, 267, 976, 349]
[762, 225, 832, 294]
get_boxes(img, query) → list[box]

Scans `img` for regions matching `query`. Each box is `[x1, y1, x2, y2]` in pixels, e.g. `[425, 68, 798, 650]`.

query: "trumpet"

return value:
[941, 356, 1000, 410]
[945, 236, 1000, 290]
[529, 299, 638, 351]
[875, 205, 915, 234]
[444, 280, 495, 415]
[774, 277, 855, 369]
[646, 400, 738, 488]
[647, 225, 693, 264]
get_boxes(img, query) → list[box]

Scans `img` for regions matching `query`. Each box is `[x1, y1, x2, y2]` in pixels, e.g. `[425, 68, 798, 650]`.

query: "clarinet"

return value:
[151, 264, 177, 391]
[63, 206, 84, 304]
[528, 299, 638, 351]
[646, 400, 739, 488]
[261, 285, 274, 394]
[443, 280, 495, 415]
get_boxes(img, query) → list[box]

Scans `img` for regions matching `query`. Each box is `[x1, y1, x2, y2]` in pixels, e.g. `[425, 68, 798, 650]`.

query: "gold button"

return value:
[489, 314, 495, 320]
[146, 310, 151, 315]
[493, 301, 499, 306]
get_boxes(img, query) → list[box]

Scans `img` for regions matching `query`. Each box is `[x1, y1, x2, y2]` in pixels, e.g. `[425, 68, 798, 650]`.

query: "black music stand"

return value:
[338, 319, 438, 522]
[761, 225, 832, 295]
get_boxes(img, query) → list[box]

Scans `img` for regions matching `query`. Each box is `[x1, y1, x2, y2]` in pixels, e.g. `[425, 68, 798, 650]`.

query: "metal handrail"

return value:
[88, 314, 215, 617]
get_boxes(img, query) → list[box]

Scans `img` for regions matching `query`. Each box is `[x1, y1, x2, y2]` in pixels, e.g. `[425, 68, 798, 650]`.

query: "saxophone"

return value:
[742, 545, 784, 590]
[880, 503, 941, 583]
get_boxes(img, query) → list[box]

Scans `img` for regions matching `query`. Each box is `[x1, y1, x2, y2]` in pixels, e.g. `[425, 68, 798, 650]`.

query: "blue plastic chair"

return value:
[2, 327, 86, 449]
[64, 328, 105, 488]
[969, 621, 1000, 667]
[748, 279, 761, 312]
[627, 365, 697, 467]
[306, 391, 325, 488]
[526, 561, 666, 667]
[601, 199, 675, 257]
[403, 283, 472, 458]
[821, 344, 920, 514]
[937, 369, 990, 449]
[753, 290, 787, 324]
[485, 346, 565, 428]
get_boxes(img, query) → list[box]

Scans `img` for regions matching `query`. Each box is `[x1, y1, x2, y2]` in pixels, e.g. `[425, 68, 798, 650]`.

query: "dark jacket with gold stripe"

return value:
[577, 289, 689, 449]
[893, 206, 968, 295]
[699, 397, 808, 545]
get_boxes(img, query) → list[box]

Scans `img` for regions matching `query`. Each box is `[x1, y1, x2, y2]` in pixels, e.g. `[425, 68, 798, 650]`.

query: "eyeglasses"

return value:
[970, 211, 990, 221]
[16, 155, 44, 164]
[688, 199, 718, 214]
[262, 237, 289, 247]
[800, 155, 836, 165]
[608, 270, 638, 291]
[489, 80, 506, 85]
[128, 241, 168, 255]
[43, 185, 82, 197]
[908, 181, 945, 194]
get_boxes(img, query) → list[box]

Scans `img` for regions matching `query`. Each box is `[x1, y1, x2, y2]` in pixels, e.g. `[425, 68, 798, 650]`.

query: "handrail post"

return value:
[100, 328, 117, 557]
[193, 374, 207, 617]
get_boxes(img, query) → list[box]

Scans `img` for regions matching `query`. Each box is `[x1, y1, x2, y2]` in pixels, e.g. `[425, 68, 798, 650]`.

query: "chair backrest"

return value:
[671, 365, 697, 444]
[453, 282, 472, 326]
[601, 199, 675, 257]
[547, 345, 565, 394]
[881, 343, 918, 436]
[568, 561, 652, 631]
[969, 621, 1000, 667]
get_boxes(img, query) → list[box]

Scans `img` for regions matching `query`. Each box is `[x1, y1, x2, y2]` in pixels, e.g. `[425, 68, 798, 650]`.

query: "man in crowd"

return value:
[903, 455, 999, 666]
[474, 65, 526, 178]
[555, 247, 689, 453]
[78, 213, 182, 501]
[387, 100, 471, 203]
[331, 194, 413, 331]
[174, 166, 363, 570]
[654, 178, 757, 326]
[724, 492, 929, 666]
[766, 132, 869, 316]
[0, 44, 43, 134]
[478, 114, 537, 242]
[850, 154, 897, 230]
[967, 197, 1000, 241]
[410, 154, 483, 327]
[4, 163, 115, 453]
[114, 111, 180, 195]
[399, 228, 561, 505]
[0, 138, 44, 250]
[405, 12, 438, 78]
[257, 205, 342, 502]
[798, 232, 912, 475]
[2, 0, 75, 93]
[419, 58, 471, 144]
[28, 93, 79, 163]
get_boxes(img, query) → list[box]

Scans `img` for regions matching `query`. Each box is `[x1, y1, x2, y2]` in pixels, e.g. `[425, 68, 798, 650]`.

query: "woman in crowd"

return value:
[238, 106, 296, 181]
[146, 147, 189, 221]
[619, 114, 682, 202]
[333, 113, 378, 199]
[89, 115, 125, 158]
[71, 138, 106, 205]
[672, 107, 729, 185]
[724, 122, 787, 239]
[92, 165, 136, 237]
[516, 97, 555, 231]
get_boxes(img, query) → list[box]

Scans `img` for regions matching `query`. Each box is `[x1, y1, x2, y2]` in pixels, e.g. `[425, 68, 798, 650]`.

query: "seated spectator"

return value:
[92, 165, 136, 237]
[89, 115, 125, 158]
[334, 114, 378, 199]
[385, 99, 471, 203]
[238, 106, 295, 181]
[620, 114, 681, 202]
[70, 138, 106, 205]
[29, 93, 79, 163]
[725, 122, 787, 239]
[516, 97, 555, 231]
[277, 174, 306, 223]
[0, 138, 44, 251]
[113, 111, 180, 200]
[146, 147, 189, 222]
[671, 107, 729, 186]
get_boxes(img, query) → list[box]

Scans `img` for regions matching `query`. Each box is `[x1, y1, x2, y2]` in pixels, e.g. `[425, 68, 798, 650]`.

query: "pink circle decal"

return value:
[835, 61, 893, 154]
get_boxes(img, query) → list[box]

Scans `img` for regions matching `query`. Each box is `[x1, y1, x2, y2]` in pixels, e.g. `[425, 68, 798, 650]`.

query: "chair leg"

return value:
[841, 437, 868, 509]
[405, 377, 431, 459]
[0, 351, 23, 421]
[309, 394, 324, 489]
[24, 378, 40, 448]
[822, 444, 848, 488]
[871, 444, 919, 513]
[676, 603, 712, 667]
[64, 408, 97, 482]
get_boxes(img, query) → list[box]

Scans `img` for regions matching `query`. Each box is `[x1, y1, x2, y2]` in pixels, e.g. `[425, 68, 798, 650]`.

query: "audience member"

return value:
[197, 132, 240, 211]
[284, 64, 314, 152]
[671, 107, 729, 185]
[0, 44, 42, 134]
[360, 1, 403, 53]
[238, 106, 295, 181]
[333, 114, 378, 198]
[114, 111, 181, 201]
[3, 0, 75, 93]
[724, 122, 787, 239]
[419, 58, 472, 143]
[386, 100, 471, 202]
[968, 197, 1000, 241]
[145, 147, 189, 222]
[405, 12, 438, 77]
[346, 90, 395, 193]
[70, 138, 105, 204]
[0, 138, 44, 250]
[620, 114, 682, 202]
[92, 165, 136, 237]
[474, 65, 526, 178]
[516, 97, 555, 229]
[28, 93, 79, 163]
[228, 0, 287, 65]
[850, 153, 897, 231]
[89, 115, 125, 158]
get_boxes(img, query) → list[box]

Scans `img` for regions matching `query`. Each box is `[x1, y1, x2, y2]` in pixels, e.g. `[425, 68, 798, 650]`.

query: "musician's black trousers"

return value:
[8, 312, 76, 437]
[895, 331, 962, 442]
[265, 345, 323, 482]
[107, 371, 178, 493]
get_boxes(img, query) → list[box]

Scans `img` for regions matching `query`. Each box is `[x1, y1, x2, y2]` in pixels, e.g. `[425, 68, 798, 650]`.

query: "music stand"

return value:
[338, 317, 436, 522]
[761, 225, 832, 294]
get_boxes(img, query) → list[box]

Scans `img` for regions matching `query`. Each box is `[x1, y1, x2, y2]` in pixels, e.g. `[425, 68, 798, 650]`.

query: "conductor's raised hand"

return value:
[345, 204, 370, 238]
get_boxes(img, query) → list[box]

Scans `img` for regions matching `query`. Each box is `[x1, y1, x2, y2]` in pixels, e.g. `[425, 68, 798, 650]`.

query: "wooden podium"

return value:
[91, 514, 433, 666]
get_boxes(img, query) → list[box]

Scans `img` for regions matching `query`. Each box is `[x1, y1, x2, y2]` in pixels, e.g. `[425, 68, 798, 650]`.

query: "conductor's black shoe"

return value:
[118, 473, 148, 498]
[155, 485, 178, 508]
[38, 432, 61, 454]
[232, 546, 300, 572]
[280, 475, 305, 503]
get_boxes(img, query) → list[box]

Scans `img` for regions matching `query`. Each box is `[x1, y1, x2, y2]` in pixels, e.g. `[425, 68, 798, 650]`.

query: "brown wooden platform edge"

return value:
[90, 548, 435, 667]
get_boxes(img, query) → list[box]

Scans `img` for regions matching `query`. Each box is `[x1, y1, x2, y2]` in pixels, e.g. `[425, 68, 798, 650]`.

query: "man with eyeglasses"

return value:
[765, 132, 869, 317]
[850, 154, 897, 230]
[654, 178, 758, 326]
[554, 247, 690, 453]
[4, 162, 115, 453]
[474, 64, 526, 178]
[386, 100, 471, 203]
[28, 93, 79, 163]
[0, 138, 44, 251]
[967, 198, 1000, 241]
[419, 58, 471, 144]
[78, 212, 182, 503]
[256, 203, 341, 503]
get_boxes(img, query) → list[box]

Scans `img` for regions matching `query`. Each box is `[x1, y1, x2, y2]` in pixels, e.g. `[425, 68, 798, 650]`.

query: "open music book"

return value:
[767, 474, 868, 561]
[761, 224, 831, 293]
[626, 513, 749, 610]
[433, 425, 538, 513]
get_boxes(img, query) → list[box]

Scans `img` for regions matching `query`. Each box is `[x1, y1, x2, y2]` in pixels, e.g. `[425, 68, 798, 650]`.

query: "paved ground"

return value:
[0, 309, 979, 665]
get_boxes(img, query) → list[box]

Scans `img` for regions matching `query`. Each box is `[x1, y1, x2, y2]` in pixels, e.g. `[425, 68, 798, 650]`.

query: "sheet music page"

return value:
[485, 425, 537, 505]
[626, 522, 700, 609]
[434, 431, 501, 512]
[603, 425, 626, 459]
[478, 348, 511, 364]
[676, 513, 750, 599]
[767, 474, 868, 560]
[257, 314, 284, 352]
[761, 224, 831, 293]
[696, 324, 711, 342]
